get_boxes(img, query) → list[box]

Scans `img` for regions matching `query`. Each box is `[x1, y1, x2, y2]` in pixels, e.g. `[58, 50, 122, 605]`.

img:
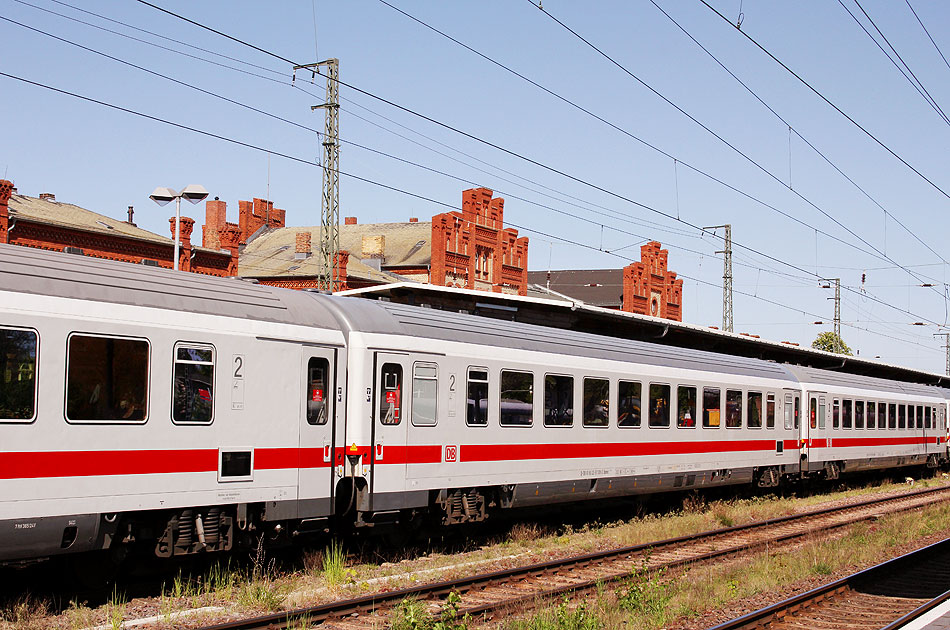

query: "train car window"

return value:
[748, 392, 763, 429]
[583, 378, 610, 427]
[888, 403, 897, 429]
[842, 400, 853, 429]
[172, 343, 215, 424]
[0, 327, 37, 422]
[66, 334, 148, 423]
[855, 401, 864, 429]
[677, 385, 697, 428]
[618, 380, 641, 427]
[705, 387, 722, 428]
[411, 363, 438, 426]
[649, 383, 671, 428]
[379, 363, 403, 425]
[809, 397, 817, 429]
[898, 404, 906, 429]
[466, 368, 489, 426]
[725, 390, 742, 428]
[878, 401, 885, 428]
[766, 393, 776, 429]
[544, 374, 573, 427]
[795, 396, 800, 429]
[867, 401, 876, 429]
[832, 399, 840, 429]
[925, 406, 932, 429]
[305, 357, 330, 425]
[500, 370, 533, 426]
[783, 393, 793, 430]
[917, 405, 924, 429]
[819, 397, 827, 429]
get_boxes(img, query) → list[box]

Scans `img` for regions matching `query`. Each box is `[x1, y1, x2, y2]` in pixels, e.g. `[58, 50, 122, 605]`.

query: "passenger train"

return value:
[0, 243, 947, 564]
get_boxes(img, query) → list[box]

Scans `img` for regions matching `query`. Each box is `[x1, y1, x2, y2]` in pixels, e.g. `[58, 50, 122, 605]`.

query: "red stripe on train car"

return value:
[830, 436, 932, 448]
[376, 445, 442, 464]
[0, 449, 219, 479]
[460, 440, 781, 463]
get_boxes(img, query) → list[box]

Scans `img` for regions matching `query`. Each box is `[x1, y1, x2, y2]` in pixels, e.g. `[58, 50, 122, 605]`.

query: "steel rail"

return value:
[199, 484, 950, 630]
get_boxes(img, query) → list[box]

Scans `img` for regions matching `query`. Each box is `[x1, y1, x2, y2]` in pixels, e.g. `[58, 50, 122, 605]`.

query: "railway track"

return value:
[707, 536, 950, 630]
[200, 485, 950, 630]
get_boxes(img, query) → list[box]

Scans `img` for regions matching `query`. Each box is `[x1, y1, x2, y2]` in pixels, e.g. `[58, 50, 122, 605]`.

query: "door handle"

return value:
[323, 442, 331, 462]
[376, 443, 384, 460]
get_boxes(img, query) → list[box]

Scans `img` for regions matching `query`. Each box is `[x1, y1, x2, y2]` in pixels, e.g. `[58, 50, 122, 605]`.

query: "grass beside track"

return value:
[4, 476, 949, 629]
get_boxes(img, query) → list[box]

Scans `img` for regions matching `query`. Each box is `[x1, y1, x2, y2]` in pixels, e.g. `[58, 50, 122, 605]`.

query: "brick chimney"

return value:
[295, 231, 312, 259]
[0, 180, 12, 244]
[218, 224, 242, 276]
[203, 198, 228, 249]
[409, 217, 418, 223]
[39, 192, 55, 202]
[344, 217, 357, 225]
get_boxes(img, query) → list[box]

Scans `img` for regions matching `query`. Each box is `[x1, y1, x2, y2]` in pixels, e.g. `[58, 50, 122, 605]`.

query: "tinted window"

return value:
[544, 374, 573, 427]
[67, 334, 148, 422]
[766, 393, 775, 429]
[843, 400, 852, 429]
[411, 363, 438, 426]
[833, 399, 840, 429]
[618, 380, 641, 427]
[748, 392, 763, 428]
[0, 328, 37, 421]
[173, 344, 214, 424]
[818, 397, 826, 429]
[889, 403, 897, 429]
[898, 404, 906, 429]
[501, 370, 533, 426]
[917, 405, 924, 429]
[809, 397, 817, 430]
[726, 390, 742, 428]
[379, 363, 402, 425]
[705, 388, 722, 428]
[855, 400, 864, 429]
[784, 393, 793, 430]
[649, 383, 670, 428]
[676, 386, 697, 428]
[867, 401, 876, 429]
[467, 368, 489, 426]
[925, 406, 932, 429]
[583, 378, 609, 427]
[306, 357, 330, 425]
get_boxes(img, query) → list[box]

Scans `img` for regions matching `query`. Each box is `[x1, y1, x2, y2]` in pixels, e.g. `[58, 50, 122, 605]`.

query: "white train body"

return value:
[0, 244, 946, 562]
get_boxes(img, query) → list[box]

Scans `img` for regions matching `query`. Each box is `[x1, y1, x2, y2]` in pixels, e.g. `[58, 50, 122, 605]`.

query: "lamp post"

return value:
[149, 185, 209, 271]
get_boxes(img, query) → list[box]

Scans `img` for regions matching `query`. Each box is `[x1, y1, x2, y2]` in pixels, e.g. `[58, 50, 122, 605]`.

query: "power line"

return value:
[527, 0, 949, 299]
[19, 5, 949, 331]
[905, 0, 950, 74]
[698, 0, 950, 204]
[649, 0, 950, 271]
[838, 0, 949, 126]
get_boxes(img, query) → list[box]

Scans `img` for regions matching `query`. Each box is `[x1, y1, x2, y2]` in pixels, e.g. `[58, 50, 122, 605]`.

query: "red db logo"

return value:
[444, 445, 457, 462]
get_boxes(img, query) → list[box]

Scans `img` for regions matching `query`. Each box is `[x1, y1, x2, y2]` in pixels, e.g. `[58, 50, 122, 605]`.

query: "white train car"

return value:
[0, 244, 947, 564]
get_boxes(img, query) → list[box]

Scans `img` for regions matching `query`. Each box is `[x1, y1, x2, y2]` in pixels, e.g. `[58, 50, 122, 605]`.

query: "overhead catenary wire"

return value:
[30, 0, 944, 303]
[698, 0, 950, 205]
[527, 0, 949, 299]
[905, 0, 950, 74]
[2, 67, 944, 350]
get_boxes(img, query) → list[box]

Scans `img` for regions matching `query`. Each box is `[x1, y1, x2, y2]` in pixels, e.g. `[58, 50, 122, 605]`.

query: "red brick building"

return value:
[622, 241, 683, 320]
[237, 187, 530, 295]
[0, 179, 235, 275]
[430, 188, 529, 295]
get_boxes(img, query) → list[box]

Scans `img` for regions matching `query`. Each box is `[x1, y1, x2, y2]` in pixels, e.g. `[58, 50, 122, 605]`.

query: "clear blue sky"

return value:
[2, 1, 949, 373]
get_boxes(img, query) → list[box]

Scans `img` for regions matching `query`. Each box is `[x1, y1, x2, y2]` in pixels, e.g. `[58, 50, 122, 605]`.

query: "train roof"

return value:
[784, 364, 950, 398]
[368, 300, 798, 382]
[0, 243, 345, 329]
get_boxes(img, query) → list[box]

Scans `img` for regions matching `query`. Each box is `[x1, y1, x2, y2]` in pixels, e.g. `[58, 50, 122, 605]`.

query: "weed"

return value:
[511, 598, 600, 630]
[322, 539, 347, 586]
[391, 596, 432, 630]
[617, 567, 671, 619]
[509, 522, 545, 544]
[106, 587, 127, 630]
[1, 593, 50, 628]
[65, 599, 94, 630]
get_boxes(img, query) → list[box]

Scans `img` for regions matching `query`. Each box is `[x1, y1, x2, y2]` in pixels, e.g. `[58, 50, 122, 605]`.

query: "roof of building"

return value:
[8, 193, 221, 254]
[239, 220, 433, 281]
[525, 269, 624, 307]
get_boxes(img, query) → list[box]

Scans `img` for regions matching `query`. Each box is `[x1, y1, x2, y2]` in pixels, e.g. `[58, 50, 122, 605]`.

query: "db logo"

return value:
[444, 445, 458, 462]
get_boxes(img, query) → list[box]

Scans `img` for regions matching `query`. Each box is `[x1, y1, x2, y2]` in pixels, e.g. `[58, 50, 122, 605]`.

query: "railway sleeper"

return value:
[153, 507, 234, 558]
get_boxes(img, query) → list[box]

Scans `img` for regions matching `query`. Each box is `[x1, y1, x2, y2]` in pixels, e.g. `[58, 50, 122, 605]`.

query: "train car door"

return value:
[806, 392, 827, 471]
[370, 352, 409, 512]
[298, 346, 341, 519]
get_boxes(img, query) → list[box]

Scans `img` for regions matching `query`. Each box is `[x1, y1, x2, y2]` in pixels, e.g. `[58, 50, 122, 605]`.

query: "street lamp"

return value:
[149, 185, 209, 271]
